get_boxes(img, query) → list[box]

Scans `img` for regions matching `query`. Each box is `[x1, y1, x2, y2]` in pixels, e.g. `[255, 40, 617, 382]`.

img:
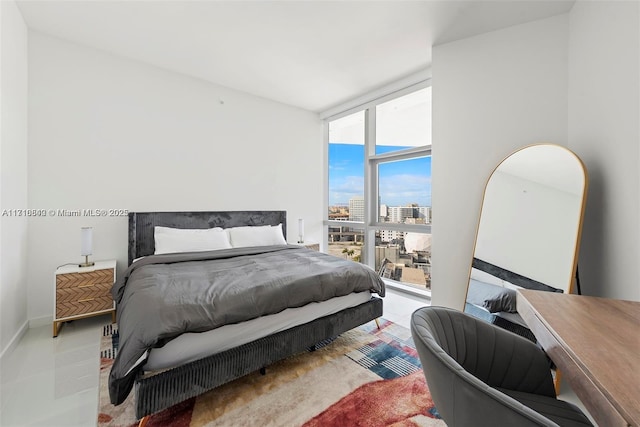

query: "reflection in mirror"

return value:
[464, 144, 588, 344]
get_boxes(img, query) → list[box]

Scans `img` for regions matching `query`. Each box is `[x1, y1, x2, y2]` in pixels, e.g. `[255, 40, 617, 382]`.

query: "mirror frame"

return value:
[465, 143, 589, 300]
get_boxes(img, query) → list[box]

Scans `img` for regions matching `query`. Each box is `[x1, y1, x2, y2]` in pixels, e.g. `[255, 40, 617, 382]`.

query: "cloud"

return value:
[379, 174, 432, 206]
[329, 175, 364, 204]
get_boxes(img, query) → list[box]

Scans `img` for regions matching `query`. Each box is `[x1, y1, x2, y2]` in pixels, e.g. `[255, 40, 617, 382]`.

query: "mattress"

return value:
[143, 291, 373, 371]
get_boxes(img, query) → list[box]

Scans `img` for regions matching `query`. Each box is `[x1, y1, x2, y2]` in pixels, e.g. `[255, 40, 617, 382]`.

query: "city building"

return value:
[348, 196, 364, 222]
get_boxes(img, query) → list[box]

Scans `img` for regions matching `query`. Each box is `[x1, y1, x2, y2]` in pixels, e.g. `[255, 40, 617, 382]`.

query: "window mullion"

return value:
[322, 120, 330, 252]
[371, 145, 432, 162]
[364, 107, 376, 267]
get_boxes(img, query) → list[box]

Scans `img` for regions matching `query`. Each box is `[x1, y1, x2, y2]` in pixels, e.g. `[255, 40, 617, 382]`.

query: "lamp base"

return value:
[79, 255, 95, 268]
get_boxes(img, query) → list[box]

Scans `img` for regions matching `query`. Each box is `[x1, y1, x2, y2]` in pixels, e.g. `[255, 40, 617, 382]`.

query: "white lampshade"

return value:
[298, 219, 304, 243]
[81, 227, 93, 256]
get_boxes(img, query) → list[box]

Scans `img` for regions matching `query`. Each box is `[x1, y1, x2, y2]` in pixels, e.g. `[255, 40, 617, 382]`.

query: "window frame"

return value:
[324, 79, 432, 291]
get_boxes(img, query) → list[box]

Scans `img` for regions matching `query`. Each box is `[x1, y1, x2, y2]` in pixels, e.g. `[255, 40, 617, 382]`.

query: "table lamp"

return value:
[298, 218, 304, 244]
[79, 227, 95, 267]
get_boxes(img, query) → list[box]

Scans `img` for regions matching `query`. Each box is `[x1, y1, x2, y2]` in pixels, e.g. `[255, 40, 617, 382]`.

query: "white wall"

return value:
[28, 33, 322, 321]
[431, 15, 569, 310]
[431, 3, 640, 309]
[568, 0, 640, 301]
[0, 0, 29, 357]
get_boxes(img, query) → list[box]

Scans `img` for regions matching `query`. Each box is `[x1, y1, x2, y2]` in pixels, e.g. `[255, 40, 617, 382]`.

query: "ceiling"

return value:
[16, 0, 575, 113]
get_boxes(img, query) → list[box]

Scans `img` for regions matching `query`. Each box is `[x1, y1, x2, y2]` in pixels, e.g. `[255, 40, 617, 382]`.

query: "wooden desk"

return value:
[517, 290, 640, 427]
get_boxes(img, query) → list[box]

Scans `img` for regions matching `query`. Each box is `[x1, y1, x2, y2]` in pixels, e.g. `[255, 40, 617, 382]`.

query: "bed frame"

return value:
[126, 211, 383, 420]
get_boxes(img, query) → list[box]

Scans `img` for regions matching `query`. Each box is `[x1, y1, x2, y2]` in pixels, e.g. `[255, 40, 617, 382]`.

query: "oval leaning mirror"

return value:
[464, 143, 588, 342]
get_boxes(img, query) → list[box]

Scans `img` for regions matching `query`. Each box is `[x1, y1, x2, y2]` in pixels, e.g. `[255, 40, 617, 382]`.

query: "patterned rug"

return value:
[97, 319, 445, 426]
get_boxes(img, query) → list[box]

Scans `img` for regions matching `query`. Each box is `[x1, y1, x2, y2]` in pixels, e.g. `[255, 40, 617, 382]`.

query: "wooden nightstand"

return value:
[53, 260, 116, 337]
[301, 243, 319, 251]
[290, 241, 319, 251]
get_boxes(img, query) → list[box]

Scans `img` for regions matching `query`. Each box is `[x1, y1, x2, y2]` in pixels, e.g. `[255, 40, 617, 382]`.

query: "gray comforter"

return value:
[109, 245, 385, 405]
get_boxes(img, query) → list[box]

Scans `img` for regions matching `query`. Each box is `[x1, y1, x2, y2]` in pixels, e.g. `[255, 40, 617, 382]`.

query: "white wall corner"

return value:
[1, 0, 30, 357]
[0, 319, 28, 367]
[567, 0, 640, 300]
[431, 14, 569, 310]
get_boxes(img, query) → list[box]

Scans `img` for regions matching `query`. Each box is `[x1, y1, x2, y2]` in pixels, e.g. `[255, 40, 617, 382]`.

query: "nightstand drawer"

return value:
[56, 268, 114, 289]
[56, 281, 112, 303]
[56, 295, 113, 318]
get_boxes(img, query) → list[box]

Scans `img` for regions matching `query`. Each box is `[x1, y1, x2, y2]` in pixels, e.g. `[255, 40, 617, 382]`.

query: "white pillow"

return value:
[227, 224, 287, 248]
[154, 226, 232, 254]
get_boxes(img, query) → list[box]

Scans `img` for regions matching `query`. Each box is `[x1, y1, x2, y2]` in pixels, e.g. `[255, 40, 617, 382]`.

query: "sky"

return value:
[329, 143, 432, 207]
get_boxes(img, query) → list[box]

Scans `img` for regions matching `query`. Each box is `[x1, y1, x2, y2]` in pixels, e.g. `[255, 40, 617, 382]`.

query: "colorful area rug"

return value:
[98, 319, 445, 426]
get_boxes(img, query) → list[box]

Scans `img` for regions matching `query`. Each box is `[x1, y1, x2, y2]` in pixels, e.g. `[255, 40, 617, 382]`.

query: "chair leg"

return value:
[374, 318, 380, 329]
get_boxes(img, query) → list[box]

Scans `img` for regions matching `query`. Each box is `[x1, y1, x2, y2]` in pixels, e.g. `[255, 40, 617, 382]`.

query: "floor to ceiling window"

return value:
[326, 81, 431, 294]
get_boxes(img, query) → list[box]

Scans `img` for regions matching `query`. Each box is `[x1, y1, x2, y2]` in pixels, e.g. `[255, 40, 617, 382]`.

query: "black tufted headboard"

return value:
[128, 210, 287, 265]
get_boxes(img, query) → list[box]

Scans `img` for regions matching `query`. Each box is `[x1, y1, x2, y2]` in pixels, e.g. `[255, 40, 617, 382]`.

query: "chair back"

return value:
[411, 306, 558, 427]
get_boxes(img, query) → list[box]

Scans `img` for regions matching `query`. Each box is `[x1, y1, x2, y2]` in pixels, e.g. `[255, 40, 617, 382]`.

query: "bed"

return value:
[110, 210, 384, 420]
[465, 257, 563, 343]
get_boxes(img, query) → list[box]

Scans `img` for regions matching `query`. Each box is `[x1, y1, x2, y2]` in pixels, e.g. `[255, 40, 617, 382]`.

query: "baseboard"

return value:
[0, 319, 29, 367]
[1, 315, 53, 367]
[29, 315, 52, 329]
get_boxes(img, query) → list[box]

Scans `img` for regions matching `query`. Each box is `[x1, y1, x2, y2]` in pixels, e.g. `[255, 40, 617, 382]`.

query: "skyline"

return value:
[329, 143, 432, 207]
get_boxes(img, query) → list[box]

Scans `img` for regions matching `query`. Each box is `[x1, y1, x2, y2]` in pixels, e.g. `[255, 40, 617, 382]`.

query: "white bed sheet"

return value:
[143, 291, 373, 371]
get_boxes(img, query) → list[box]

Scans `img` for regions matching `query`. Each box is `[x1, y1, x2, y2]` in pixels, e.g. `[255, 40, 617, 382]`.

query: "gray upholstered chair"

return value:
[410, 306, 593, 427]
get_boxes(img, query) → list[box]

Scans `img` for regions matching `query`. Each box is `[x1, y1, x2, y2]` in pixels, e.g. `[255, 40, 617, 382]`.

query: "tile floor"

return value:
[0, 288, 426, 427]
[1, 314, 107, 426]
[0, 288, 592, 426]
